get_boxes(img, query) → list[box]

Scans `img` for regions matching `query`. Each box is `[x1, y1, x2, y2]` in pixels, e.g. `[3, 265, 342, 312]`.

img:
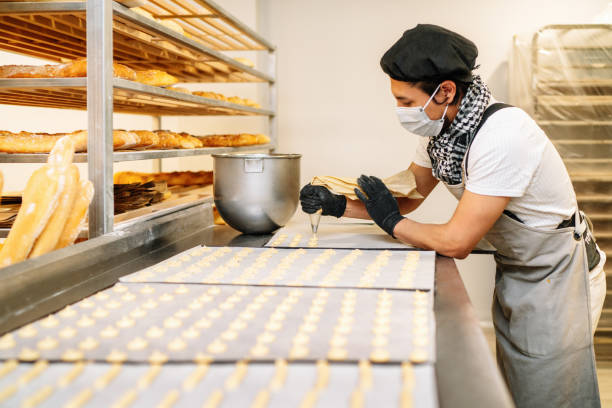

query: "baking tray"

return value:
[0, 361, 437, 408]
[265, 222, 417, 250]
[0, 283, 434, 364]
[120, 245, 436, 291]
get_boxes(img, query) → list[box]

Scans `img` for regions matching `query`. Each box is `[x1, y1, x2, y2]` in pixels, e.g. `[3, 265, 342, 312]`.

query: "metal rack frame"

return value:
[0, 0, 278, 238]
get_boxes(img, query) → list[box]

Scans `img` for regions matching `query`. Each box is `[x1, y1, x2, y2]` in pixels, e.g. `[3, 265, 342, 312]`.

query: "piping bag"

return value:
[309, 208, 322, 234]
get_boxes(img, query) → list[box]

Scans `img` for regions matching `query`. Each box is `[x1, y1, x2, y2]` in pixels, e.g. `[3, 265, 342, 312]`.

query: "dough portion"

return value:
[312, 169, 423, 201]
[135, 70, 179, 87]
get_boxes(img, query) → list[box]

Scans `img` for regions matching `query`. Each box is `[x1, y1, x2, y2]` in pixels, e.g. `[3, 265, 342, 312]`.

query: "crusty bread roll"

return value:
[0, 59, 136, 81]
[135, 70, 179, 87]
[0, 136, 74, 267]
[179, 132, 203, 148]
[114, 171, 213, 186]
[154, 130, 182, 149]
[193, 91, 226, 101]
[55, 179, 94, 250]
[59, 59, 137, 81]
[112, 130, 141, 150]
[132, 130, 160, 149]
[29, 164, 79, 258]
[167, 87, 191, 94]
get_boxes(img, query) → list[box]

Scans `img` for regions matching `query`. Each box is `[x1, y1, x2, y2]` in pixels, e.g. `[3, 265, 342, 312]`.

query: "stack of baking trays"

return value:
[0, 225, 438, 407]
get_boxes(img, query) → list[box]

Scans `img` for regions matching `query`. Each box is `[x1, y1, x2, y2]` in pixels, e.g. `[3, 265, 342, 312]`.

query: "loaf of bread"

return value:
[132, 130, 160, 149]
[114, 171, 213, 186]
[0, 58, 136, 81]
[135, 70, 179, 87]
[0, 130, 87, 153]
[167, 87, 191, 94]
[55, 179, 94, 250]
[0, 136, 75, 267]
[29, 164, 79, 258]
[197, 133, 270, 147]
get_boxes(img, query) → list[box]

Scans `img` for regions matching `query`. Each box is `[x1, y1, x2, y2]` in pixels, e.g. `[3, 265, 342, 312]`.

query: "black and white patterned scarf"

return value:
[427, 75, 491, 185]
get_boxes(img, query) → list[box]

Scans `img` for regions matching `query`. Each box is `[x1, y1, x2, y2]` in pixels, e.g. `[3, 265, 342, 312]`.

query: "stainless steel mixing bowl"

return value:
[212, 153, 302, 234]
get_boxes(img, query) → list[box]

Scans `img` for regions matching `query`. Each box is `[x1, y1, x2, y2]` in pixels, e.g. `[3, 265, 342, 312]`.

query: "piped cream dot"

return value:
[19, 348, 40, 361]
[182, 328, 200, 340]
[107, 350, 128, 363]
[207, 340, 227, 354]
[76, 316, 95, 328]
[168, 338, 187, 351]
[62, 349, 84, 362]
[18, 325, 37, 338]
[100, 326, 119, 338]
[149, 350, 169, 364]
[146, 326, 164, 338]
[40, 316, 60, 328]
[164, 317, 182, 329]
[127, 337, 148, 351]
[410, 349, 428, 363]
[250, 343, 269, 357]
[370, 349, 390, 363]
[79, 337, 99, 351]
[117, 317, 135, 329]
[327, 348, 348, 361]
[92, 308, 110, 319]
[59, 326, 78, 339]
[0, 334, 16, 350]
[37, 337, 58, 351]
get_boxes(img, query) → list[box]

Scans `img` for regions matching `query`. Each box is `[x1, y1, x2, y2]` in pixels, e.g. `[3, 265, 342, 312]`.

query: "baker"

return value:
[299, 24, 606, 407]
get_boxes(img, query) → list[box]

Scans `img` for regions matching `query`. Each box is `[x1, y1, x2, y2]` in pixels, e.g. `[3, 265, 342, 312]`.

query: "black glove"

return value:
[300, 184, 347, 218]
[354, 175, 404, 238]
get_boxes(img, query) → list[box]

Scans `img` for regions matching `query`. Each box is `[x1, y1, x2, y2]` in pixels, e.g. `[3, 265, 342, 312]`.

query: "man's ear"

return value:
[439, 80, 457, 104]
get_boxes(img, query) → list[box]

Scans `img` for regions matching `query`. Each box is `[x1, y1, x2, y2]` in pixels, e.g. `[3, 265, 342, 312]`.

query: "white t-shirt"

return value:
[413, 104, 576, 229]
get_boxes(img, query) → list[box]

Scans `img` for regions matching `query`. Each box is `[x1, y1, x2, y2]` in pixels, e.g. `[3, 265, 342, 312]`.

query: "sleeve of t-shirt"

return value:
[413, 136, 432, 168]
[465, 108, 547, 197]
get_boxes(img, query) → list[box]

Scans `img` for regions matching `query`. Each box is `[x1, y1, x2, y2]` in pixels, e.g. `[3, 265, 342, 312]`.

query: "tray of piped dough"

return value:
[0, 360, 438, 408]
[0, 283, 435, 365]
[119, 245, 435, 291]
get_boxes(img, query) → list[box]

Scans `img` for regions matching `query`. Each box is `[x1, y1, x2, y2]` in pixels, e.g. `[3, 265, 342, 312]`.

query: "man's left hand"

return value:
[354, 175, 405, 238]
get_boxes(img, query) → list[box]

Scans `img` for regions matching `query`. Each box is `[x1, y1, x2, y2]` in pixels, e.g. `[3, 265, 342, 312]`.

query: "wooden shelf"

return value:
[0, 77, 274, 116]
[0, 1, 275, 83]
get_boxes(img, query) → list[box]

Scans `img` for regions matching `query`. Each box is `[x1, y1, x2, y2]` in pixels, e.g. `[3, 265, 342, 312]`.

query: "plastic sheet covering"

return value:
[510, 25, 612, 176]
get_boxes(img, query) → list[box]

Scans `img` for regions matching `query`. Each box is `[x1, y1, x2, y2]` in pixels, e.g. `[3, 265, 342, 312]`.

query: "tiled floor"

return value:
[481, 326, 612, 406]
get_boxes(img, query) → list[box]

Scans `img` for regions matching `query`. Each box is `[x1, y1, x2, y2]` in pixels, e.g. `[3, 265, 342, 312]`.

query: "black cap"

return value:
[380, 24, 478, 83]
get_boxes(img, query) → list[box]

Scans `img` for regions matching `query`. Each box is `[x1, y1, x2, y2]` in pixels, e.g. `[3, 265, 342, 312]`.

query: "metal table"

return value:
[0, 203, 513, 407]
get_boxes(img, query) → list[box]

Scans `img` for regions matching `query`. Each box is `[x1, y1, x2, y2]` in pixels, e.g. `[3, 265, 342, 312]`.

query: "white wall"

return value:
[257, 0, 610, 324]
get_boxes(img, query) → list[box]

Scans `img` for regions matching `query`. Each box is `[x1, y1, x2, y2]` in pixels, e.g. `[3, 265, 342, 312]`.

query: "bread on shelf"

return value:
[193, 91, 262, 109]
[0, 136, 94, 266]
[114, 171, 213, 186]
[166, 87, 191, 94]
[198, 133, 270, 147]
[135, 70, 179, 87]
[0, 58, 136, 81]
[0, 130, 88, 154]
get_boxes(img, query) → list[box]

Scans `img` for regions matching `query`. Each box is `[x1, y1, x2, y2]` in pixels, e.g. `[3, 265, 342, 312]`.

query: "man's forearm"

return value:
[393, 218, 471, 259]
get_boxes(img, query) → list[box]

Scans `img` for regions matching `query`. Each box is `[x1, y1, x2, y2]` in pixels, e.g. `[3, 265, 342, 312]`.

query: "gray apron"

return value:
[445, 175, 600, 407]
[486, 210, 601, 408]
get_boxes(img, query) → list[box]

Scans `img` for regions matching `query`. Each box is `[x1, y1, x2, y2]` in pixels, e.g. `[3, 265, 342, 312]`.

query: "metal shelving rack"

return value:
[532, 24, 612, 359]
[0, 0, 277, 238]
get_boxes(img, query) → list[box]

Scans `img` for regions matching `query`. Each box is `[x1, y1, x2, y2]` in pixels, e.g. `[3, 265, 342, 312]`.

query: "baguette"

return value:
[0, 136, 74, 267]
[55, 179, 94, 250]
[132, 130, 160, 149]
[0, 130, 87, 154]
[0, 58, 136, 81]
[29, 164, 79, 258]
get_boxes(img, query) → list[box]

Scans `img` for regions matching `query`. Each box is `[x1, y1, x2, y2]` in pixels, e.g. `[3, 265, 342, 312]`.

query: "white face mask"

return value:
[395, 84, 449, 137]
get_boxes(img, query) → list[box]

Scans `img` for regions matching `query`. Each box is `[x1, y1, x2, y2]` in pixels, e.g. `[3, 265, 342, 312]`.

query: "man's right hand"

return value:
[299, 184, 347, 218]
